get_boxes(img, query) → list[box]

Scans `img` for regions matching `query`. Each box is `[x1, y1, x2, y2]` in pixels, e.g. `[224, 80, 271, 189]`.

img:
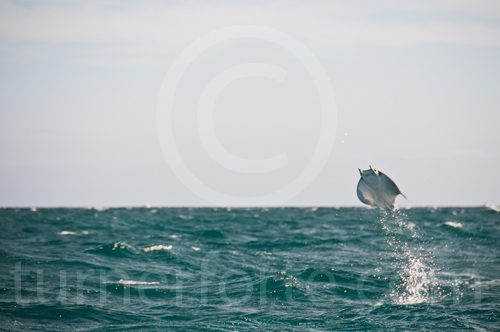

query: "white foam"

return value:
[116, 279, 159, 285]
[143, 244, 172, 252]
[112, 241, 133, 250]
[58, 230, 89, 236]
[444, 221, 463, 228]
[485, 203, 500, 212]
[58, 231, 77, 235]
[478, 279, 500, 287]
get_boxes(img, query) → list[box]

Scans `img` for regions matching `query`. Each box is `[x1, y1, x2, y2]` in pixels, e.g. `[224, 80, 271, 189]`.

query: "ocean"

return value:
[0, 207, 499, 331]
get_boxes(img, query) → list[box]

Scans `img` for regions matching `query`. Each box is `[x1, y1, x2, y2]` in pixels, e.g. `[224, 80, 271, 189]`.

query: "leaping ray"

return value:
[357, 166, 407, 210]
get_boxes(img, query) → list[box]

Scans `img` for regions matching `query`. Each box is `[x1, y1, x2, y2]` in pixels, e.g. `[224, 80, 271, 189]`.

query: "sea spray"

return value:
[378, 208, 438, 304]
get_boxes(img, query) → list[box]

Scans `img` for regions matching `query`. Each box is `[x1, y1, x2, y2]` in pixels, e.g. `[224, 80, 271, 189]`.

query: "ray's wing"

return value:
[379, 171, 406, 200]
[357, 178, 374, 206]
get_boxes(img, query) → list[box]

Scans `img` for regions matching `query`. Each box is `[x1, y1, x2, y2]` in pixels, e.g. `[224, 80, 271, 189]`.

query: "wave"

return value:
[444, 221, 463, 228]
[115, 279, 160, 285]
[143, 245, 173, 252]
[86, 241, 136, 257]
[485, 203, 500, 212]
[58, 230, 90, 236]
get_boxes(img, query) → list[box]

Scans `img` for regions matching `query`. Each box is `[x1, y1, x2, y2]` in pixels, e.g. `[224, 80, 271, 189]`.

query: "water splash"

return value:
[380, 209, 437, 304]
[390, 248, 436, 304]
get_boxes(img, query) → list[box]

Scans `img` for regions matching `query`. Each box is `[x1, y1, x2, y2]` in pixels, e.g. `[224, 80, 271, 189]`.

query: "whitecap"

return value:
[58, 231, 77, 236]
[116, 279, 159, 285]
[485, 203, 500, 212]
[58, 230, 89, 236]
[112, 241, 133, 250]
[444, 221, 463, 228]
[191, 246, 200, 251]
[143, 245, 172, 252]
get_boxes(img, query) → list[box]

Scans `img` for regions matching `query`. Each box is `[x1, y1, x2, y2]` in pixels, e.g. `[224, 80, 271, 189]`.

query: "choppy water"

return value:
[0, 207, 499, 331]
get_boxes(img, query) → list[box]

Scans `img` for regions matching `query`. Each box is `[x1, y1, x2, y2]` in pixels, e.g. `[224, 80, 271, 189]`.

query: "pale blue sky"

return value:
[1, 0, 499, 207]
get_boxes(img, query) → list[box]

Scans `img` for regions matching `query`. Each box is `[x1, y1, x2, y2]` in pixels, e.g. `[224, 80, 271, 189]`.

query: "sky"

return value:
[0, 0, 499, 207]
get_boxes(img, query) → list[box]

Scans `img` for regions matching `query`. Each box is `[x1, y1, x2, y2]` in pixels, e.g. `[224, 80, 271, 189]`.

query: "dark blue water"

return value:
[0, 207, 499, 331]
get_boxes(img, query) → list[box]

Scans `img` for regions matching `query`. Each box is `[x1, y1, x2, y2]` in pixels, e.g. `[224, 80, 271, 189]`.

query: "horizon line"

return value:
[1, 204, 498, 210]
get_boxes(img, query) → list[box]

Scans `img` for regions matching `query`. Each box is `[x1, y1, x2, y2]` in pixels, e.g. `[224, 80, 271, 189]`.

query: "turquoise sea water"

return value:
[0, 207, 499, 331]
